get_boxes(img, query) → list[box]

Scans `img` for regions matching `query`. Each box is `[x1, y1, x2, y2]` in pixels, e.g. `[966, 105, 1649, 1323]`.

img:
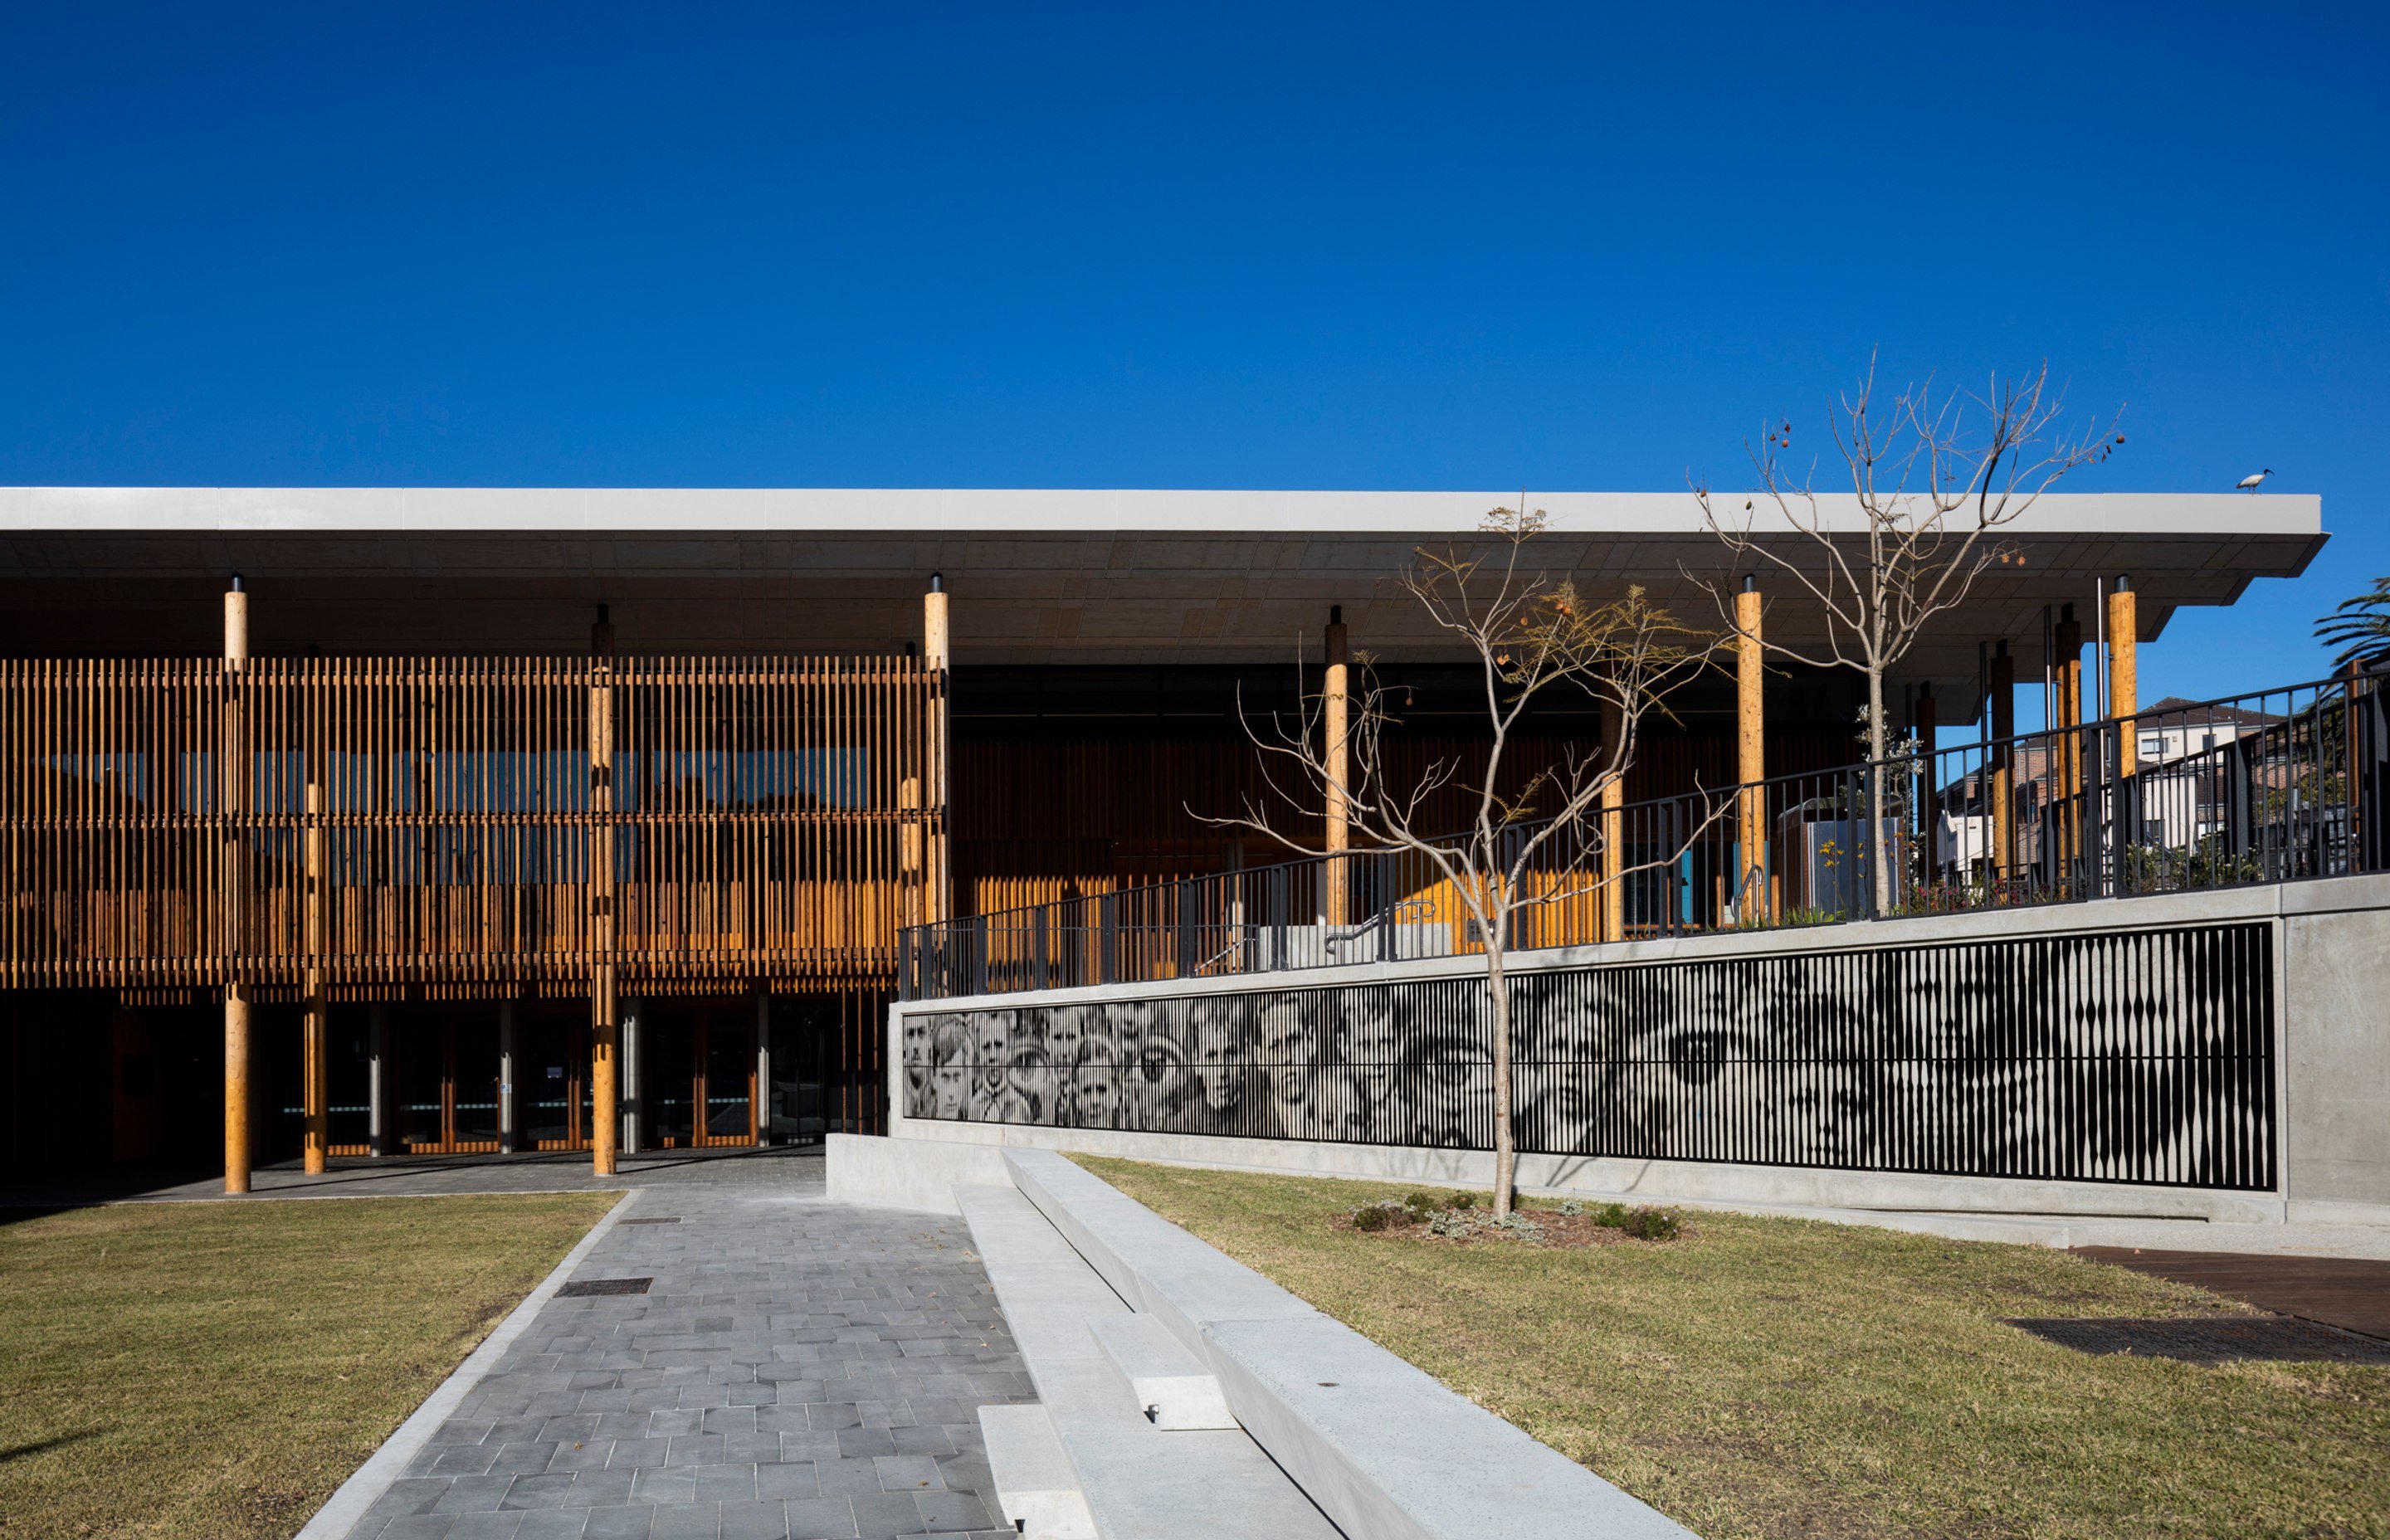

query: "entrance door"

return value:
[519, 1009, 593, 1151]
[398, 1009, 501, 1154]
[647, 1003, 755, 1148]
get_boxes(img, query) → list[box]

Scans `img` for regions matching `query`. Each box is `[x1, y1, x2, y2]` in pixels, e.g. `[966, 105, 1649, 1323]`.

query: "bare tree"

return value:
[1212, 507, 1718, 1216]
[1692, 358, 2124, 914]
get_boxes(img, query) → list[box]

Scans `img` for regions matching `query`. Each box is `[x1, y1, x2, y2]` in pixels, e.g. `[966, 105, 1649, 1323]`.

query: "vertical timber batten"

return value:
[924, 576, 951, 929]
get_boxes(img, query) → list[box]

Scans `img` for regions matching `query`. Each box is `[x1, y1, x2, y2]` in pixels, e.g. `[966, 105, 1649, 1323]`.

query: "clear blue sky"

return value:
[2, 2, 2383, 706]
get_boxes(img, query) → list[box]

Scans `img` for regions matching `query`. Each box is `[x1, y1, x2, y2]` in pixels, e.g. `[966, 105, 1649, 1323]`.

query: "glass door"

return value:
[647, 1010, 697, 1147]
[646, 1002, 755, 1148]
[700, 1007, 755, 1146]
[520, 1009, 590, 1150]
[397, 1008, 503, 1154]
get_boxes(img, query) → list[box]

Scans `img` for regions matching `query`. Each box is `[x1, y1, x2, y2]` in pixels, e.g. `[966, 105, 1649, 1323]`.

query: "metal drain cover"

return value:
[2010, 1317, 2390, 1364]
[619, 1216, 683, 1226]
[558, 1277, 653, 1298]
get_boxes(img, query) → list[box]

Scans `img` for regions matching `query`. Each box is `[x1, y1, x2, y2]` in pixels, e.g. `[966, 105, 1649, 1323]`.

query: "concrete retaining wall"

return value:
[887, 873, 2390, 1225]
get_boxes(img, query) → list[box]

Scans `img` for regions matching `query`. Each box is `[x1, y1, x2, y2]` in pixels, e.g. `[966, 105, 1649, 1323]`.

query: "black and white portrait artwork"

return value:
[900, 921, 2275, 1189]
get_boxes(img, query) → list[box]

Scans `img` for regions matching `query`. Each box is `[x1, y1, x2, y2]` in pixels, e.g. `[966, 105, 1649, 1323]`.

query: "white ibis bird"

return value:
[2237, 469, 2274, 493]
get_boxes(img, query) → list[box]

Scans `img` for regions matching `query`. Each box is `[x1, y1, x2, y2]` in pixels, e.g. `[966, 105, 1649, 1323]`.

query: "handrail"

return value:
[899, 667, 2388, 1000]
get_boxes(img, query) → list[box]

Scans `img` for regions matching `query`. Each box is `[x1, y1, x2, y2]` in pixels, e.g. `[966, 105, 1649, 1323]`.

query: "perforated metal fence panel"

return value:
[901, 921, 2276, 1190]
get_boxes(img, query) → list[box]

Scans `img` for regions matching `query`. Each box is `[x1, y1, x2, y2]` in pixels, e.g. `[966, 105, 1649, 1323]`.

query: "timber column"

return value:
[589, 604, 619, 1177]
[2056, 603, 2085, 883]
[1598, 690, 1626, 943]
[1990, 641, 2015, 880]
[302, 766, 329, 1174]
[2109, 577, 2139, 777]
[223, 576, 251, 1195]
[924, 576, 951, 927]
[1734, 576, 1765, 922]
[1324, 607, 1351, 926]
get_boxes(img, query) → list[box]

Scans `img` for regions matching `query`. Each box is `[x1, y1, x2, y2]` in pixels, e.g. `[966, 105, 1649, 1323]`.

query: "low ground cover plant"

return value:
[1346, 1189, 1684, 1247]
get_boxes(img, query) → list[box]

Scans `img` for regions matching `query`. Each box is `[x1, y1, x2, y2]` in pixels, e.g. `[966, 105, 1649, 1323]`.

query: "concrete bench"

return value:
[978, 1402, 1096, 1539]
[1089, 1313, 1236, 1430]
[954, 1183, 1340, 1540]
[1004, 1148, 1700, 1540]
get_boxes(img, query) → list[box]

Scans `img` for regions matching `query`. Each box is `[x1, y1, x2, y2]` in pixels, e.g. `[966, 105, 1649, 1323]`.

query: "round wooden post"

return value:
[923, 575, 951, 927]
[589, 605, 618, 1177]
[2056, 604, 2085, 884]
[223, 575, 251, 1195]
[1599, 691, 1626, 943]
[1323, 607, 1350, 927]
[1734, 577, 1765, 921]
[302, 776, 328, 1175]
[1990, 641, 2015, 880]
[2108, 577, 2139, 777]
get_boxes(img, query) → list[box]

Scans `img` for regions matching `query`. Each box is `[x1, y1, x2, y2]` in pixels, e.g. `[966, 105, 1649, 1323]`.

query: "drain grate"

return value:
[619, 1216, 683, 1226]
[558, 1276, 653, 1298]
[2010, 1317, 2390, 1365]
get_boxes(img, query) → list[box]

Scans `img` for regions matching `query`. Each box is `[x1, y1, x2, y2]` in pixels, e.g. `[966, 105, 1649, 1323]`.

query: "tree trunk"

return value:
[1867, 665, 1891, 916]
[1487, 925, 1515, 1216]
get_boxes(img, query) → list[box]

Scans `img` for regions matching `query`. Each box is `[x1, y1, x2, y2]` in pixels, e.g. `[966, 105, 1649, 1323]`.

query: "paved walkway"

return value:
[2074, 1245, 2390, 1340]
[293, 1157, 1028, 1539]
[0, 1145, 827, 1207]
[16, 1149, 1033, 1540]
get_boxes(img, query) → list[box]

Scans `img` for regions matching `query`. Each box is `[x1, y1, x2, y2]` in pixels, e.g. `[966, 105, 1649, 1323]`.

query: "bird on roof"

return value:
[2236, 469, 2274, 493]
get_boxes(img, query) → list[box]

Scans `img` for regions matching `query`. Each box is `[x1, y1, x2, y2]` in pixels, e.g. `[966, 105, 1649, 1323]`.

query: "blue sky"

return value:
[2, 2, 2383, 705]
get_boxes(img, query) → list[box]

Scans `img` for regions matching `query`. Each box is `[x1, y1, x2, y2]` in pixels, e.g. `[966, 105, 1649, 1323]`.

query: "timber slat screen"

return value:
[0, 655, 938, 997]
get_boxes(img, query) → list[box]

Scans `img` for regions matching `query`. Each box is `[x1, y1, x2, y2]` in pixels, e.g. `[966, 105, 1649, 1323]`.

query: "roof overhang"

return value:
[0, 487, 2326, 709]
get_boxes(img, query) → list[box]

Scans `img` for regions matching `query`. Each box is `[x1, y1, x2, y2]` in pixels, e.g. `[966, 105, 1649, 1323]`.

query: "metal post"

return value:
[368, 1001, 392, 1156]
[497, 1000, 517, 1154]
[1032, 905, 1049, 991]
[755, 987, 773, 1147]
[618, 996, 642, 1156]
[1324, 607, 1351, 926]
[1177, 881, 1196, 977]
[1099, 894, 1117, 985]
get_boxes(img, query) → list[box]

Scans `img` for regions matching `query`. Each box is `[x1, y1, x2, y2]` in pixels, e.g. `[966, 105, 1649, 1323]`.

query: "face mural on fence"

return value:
[900, 923, 2271, 1190]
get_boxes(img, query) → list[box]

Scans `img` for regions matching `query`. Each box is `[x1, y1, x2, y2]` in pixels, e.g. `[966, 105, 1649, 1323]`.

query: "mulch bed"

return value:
[1330, 1207, 1688, 1249]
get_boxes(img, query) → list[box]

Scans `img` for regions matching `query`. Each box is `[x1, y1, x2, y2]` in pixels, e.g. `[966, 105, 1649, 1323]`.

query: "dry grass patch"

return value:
[1076, 1157, 2390, 1540]
[0, 1192, 617, 1538]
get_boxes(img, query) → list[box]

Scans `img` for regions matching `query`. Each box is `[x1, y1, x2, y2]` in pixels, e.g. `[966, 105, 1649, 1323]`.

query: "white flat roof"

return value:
[0, 485, 2328, 539]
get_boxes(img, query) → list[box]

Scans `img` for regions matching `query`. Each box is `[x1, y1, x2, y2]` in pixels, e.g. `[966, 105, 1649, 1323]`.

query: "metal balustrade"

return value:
[900, 669, 2388, 1000]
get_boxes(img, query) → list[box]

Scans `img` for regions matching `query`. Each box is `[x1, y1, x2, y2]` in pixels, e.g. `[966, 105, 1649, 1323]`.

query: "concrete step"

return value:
[954, 1182, 1341, 1540]
[1003, 1148, 1699, 1540]
[978, 1402, 1096, 1540]
[1089, 1313, 1238, 1430]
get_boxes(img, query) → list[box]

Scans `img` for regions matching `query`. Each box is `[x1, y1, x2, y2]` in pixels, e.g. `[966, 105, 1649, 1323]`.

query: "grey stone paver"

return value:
[334, 1158, 1025, 1540]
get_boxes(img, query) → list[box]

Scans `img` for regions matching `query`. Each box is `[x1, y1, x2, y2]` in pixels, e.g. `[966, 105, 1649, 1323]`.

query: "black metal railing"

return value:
[899, 669, 2388, 1001]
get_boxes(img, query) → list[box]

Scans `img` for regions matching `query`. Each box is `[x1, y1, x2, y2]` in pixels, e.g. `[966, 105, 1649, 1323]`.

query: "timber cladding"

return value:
[0, 654, 939, 995]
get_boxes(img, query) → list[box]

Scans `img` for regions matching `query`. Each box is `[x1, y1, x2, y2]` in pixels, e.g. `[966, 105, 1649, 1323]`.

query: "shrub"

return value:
[1622, 1205, 1682, 1241]
[1449, 1191, 1484, 1211]
[1590, 1201, 1632, 1229]
[1350, 1200, 1413, 1232]
[1401, 1191, 1446, 1219]
[1426, 1210, 1477, 1239]
[1556, 1198, 1586, 1217]
[1489, 1212, 1544, 1241]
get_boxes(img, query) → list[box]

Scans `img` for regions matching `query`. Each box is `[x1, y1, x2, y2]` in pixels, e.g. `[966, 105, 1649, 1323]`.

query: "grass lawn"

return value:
[1077, 1157, 2390, 1540]
[0, 1192, 618, 1539]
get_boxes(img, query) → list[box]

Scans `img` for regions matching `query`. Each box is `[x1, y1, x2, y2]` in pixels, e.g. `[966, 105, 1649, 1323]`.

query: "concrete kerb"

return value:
[291, 1187, 639, 1540]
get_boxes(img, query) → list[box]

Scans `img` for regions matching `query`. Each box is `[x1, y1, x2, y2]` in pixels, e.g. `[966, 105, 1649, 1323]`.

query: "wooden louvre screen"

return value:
[0, 654, 939, 994]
